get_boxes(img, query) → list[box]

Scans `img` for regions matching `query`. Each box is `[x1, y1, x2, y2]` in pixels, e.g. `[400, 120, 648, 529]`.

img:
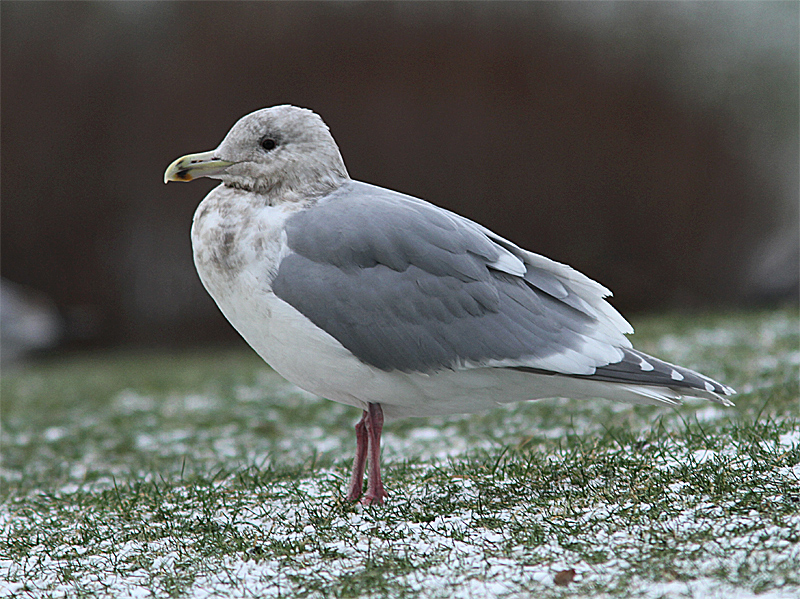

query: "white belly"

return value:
[190, 186, 676, 420]
[193, 270, 664, 419]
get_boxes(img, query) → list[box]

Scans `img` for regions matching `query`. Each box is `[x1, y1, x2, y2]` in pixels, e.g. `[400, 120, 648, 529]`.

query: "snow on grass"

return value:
[4, 437, 797, 599]
[1, 308, 798, 598]
[3, 417, 798, 599]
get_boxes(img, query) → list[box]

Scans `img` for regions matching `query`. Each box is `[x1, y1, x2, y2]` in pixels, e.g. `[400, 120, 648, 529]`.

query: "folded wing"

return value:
[273, 182, 636, 377]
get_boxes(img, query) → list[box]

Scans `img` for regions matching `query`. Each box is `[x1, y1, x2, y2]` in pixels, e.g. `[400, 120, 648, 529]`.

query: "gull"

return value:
[164, 105, 735, 505]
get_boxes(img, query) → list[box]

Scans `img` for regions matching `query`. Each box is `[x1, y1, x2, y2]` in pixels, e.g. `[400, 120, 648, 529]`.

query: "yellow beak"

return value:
[163, 151, 235, 183]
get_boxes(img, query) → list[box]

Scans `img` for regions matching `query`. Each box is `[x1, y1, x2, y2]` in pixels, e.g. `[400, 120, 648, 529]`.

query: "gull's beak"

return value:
[163, 150, 236, 183]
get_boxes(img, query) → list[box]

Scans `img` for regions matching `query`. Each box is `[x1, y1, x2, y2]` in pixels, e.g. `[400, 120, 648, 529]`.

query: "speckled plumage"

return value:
[165, 105, 734, 504]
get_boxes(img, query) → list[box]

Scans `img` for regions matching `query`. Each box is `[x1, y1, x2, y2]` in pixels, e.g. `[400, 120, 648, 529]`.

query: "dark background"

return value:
[2, 1, 798, 353]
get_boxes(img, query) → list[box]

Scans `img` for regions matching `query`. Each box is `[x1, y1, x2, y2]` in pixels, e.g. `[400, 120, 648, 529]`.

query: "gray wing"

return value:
[272, 181, 632, 376]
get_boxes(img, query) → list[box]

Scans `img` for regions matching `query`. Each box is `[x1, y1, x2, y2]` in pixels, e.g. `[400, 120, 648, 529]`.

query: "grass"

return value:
[1, 306, 798, 598]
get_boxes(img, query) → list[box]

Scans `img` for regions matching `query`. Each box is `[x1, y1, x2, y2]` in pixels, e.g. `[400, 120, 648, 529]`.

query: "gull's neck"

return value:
[226, 166, 349, 207]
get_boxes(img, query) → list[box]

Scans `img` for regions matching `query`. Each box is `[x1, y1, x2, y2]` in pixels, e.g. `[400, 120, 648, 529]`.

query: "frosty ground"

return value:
[2, 308, 798, 598]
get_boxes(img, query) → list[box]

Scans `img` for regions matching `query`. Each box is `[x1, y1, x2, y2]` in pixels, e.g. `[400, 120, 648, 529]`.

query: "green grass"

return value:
[2, 307, 798, 598]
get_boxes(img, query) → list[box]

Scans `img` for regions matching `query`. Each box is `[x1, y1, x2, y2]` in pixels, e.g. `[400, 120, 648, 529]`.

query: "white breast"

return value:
[189, 185, 682, 421]
[190, 185, 378, 411]
[189, 185, 509, 417]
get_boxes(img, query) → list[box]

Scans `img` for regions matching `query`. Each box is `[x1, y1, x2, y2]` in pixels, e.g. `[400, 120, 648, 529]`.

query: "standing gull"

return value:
[164, 105, 734, 505]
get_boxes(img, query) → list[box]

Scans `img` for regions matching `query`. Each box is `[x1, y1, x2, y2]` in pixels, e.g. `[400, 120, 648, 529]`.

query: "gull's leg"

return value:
[362, 402, 388, 505]
[345, 410, 369, 502]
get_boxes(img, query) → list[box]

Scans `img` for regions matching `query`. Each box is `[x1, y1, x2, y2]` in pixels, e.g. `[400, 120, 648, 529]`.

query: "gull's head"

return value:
[164, 105, 349, 199]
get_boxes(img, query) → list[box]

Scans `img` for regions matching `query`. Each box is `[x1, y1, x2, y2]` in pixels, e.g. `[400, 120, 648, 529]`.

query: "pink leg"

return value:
[345, 410, 369, 502]
[362, 403, 388, 505]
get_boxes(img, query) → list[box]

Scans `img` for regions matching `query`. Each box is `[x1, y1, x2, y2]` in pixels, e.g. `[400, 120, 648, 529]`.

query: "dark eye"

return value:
[260, 136, 277, 151]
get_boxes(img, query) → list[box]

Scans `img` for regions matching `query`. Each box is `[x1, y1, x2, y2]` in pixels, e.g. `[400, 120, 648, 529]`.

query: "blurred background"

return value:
[2, 1, 798, 362]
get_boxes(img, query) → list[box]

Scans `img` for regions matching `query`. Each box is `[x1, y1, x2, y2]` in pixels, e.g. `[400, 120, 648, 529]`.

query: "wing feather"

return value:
[272, 181, 629, 376]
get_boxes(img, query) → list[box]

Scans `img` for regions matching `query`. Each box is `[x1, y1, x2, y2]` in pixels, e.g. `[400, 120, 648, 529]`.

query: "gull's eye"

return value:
[259, 136, 277, 151]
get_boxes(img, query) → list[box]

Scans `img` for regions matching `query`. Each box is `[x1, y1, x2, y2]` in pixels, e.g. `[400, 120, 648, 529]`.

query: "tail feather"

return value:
[512, 347, 735, 407]
[590, 348, 735, 406]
